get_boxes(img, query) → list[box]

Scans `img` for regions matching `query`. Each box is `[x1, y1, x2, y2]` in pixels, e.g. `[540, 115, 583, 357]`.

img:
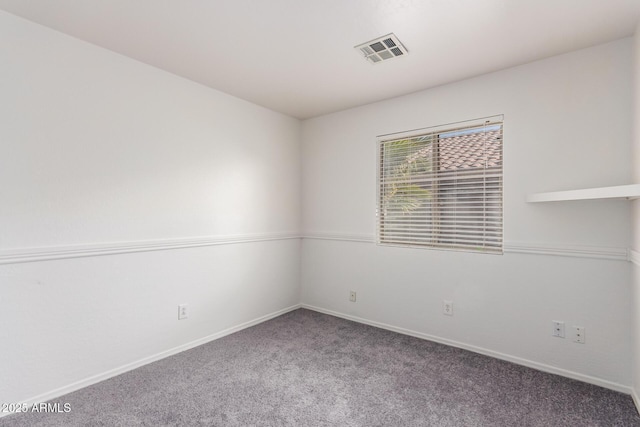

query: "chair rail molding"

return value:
[302, 232, 629, 261]
[1, 232, 629, 264]
[0, 232, 299, 265]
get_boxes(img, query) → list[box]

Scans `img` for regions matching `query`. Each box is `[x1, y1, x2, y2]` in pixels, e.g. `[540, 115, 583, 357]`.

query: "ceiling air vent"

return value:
[355, 33, 408, 64]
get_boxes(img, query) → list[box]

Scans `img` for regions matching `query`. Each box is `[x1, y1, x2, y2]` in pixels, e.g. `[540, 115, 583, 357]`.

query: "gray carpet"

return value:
[2, 308, 639, 426]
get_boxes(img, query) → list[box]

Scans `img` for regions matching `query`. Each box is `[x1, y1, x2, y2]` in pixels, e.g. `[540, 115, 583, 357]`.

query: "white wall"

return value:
[1, 6, 637, 409]
[631, 22, 640, 409]
[301, 38, 634, 390]
[0, 11, 301, 405]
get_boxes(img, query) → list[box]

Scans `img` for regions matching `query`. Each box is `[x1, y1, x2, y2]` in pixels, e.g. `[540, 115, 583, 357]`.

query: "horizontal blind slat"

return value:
[378, 120, 503, 253]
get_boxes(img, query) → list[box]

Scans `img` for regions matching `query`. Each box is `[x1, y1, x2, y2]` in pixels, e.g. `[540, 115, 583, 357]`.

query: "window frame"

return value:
[376, 115, 504, 254]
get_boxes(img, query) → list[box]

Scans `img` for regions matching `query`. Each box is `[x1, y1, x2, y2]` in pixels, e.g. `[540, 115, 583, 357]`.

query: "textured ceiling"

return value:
[1, 0, 639, 119]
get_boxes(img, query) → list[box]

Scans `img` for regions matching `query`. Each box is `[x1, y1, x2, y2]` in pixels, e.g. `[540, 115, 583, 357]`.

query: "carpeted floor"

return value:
[2, 308, 639, 426]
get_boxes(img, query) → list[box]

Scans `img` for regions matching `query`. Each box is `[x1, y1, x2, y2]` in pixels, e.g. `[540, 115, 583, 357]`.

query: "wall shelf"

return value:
[527, 184, 640, 203]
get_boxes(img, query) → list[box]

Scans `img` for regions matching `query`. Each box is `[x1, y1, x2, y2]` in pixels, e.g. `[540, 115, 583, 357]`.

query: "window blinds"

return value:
[377, 118, 503, 254]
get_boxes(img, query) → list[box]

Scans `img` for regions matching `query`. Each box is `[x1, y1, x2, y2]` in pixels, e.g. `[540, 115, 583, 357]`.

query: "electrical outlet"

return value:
[443, 300, 453, 316]
[349, 291, 357, 302]
[552, 321, 565, 338]
[573, 326, 585, 344]
[178, 304, 189, 320]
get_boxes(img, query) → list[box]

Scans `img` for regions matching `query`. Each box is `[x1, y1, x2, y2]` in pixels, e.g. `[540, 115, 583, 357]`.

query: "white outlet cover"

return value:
[552, 321, 565, 338]
[443, 300, 453, 316]
[178, 304, 189, 320]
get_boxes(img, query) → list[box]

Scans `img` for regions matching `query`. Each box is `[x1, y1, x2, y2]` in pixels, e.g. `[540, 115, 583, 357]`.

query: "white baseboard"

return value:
[632, 388, 640, 416]
[1, 303, 301, 419]
[301, 304, 632, 395]
[3, 302, 634, 420]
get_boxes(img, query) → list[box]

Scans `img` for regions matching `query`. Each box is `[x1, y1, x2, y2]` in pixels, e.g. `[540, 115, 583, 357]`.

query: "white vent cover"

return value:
[355, 33, 408, 64]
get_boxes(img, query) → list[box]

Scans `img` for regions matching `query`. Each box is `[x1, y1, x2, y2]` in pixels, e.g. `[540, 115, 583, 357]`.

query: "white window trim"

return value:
[375, 115, 504, 254]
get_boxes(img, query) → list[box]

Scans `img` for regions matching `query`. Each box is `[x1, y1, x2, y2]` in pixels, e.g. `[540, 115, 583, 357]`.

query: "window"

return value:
[377, 117, 503, 254]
